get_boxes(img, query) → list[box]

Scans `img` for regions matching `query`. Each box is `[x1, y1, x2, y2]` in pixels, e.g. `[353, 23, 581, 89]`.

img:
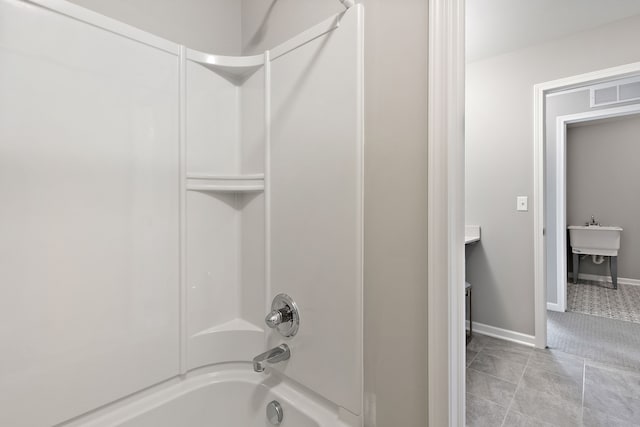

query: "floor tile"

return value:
[481, 347, 531, 366]
[502, 410, 556, 427]
[480, 336, 533, 355]
[510, 383, 582, 426]
[465, 393, 507, 427]
[466, 368, 517, 406]
[466, 334, 640, 427]
[469, 352, 526, 384]
[584, 363, 640, 399]
[468, 336, 485, 352]
[585, 358, 640, 376]
[584, 378, 640, 423]
[582, 406, 637, 427]
[547, 310, 640, 373]
[568, 282, 640, 324]
[533, 347, 584, 364]
[467, 349, 479, 367]
[520, 365, 583, 404]
[527, 350, 584, 381]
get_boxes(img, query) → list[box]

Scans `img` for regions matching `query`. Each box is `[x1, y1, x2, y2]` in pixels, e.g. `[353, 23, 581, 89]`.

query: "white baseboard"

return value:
[465, 320, 535, 347]
[568, 272, 640, 286]
[546, 302, 563, 312]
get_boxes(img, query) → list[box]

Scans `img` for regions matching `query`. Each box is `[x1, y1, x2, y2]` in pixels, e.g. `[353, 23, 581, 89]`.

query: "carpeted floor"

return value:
[567, 282, 640, 323]
[547, 309, 640, 372]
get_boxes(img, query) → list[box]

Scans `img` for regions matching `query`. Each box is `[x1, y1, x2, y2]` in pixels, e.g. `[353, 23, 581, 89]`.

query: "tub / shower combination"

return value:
[69, 366, 350, 427]
[0, 0, 363, 426]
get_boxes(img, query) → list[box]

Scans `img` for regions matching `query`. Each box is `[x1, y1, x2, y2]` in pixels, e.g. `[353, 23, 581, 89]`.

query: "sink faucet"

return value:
[253, 344, 290, 372]
[586, 215, 600, 226]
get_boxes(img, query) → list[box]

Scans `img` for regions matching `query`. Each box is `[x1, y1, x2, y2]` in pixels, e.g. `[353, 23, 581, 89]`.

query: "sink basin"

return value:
[568, 225, 622, 256]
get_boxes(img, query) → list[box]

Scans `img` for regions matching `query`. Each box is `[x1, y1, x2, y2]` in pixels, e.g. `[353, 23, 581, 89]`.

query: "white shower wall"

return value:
[269, 12, 363, 412]
[0, 1, 364, 426]
[183, 54, 266, 371]
[0, 1, 181, 425]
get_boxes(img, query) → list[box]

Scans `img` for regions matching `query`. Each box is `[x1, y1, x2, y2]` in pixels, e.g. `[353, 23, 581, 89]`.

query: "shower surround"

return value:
[0, 0, 363, 425]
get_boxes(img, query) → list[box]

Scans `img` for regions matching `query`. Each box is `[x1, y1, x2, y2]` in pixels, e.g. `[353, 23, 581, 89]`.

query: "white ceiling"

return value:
[467, 0, 640, 62]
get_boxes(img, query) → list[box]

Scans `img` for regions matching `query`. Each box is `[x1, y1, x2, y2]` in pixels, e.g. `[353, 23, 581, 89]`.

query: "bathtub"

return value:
[71, 365, 352, 427]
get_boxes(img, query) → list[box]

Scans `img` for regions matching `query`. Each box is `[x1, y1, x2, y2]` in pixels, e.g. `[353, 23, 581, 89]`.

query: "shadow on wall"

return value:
[245, 0, 279, 52]
[241, 0, 346, 55]
[465, 242, 502, 326]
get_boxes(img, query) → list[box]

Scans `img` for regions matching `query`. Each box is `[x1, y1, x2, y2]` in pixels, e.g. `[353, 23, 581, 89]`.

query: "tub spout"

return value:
[253, 344, 290, 372]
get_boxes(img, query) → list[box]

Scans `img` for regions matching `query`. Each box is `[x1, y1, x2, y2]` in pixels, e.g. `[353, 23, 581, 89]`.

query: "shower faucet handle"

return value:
[265, 294, 300, 337]
[265, 309, 290, 328]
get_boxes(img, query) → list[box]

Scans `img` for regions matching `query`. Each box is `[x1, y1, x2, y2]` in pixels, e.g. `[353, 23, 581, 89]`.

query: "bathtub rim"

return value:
[59, 363, 347, 427]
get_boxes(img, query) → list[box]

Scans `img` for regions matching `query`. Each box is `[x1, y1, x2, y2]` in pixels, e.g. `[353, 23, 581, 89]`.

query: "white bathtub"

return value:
[73, 365, 352, 427]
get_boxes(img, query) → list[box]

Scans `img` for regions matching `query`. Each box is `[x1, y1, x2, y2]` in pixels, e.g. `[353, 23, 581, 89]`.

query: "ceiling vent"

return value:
[590, 76, 640, 108]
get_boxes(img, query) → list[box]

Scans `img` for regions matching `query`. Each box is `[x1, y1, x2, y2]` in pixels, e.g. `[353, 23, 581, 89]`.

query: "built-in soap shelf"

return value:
[184, 47, 267, 371]
[186, 49, 264, 81]
[186, 174, 265, 193]
[188, 317, 264, 370]
[465, 225, 481, 245]
[193, 318, 263, 338]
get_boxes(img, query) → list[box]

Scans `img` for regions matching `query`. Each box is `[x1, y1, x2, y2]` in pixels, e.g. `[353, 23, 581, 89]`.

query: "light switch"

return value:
[517, 196, 528, 212]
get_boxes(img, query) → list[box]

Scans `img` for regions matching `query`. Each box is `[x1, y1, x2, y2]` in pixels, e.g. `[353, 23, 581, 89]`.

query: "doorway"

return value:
[464, 2, 640, 425]
[534, 63, 640, 348]
[534, 68, 640, 380]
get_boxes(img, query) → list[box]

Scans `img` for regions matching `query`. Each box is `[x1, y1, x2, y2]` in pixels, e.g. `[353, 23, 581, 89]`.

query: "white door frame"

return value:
[427, 0, 465, 425]
[553, 103, 640, 312]
[429, 6, 640, 421]
[533, 61, 640, 349]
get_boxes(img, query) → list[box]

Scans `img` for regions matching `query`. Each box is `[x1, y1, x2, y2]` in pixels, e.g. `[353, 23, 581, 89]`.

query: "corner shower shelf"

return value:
[193, 318, 263, 337]
[186, 49, 264, 80]
[186, 174, 264, 193]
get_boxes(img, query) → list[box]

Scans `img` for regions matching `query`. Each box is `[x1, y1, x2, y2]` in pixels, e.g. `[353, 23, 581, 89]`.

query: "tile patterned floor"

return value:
[548, 310, 640, 372]
[567, 282, 640, 324]
[466, 334, 640, 426]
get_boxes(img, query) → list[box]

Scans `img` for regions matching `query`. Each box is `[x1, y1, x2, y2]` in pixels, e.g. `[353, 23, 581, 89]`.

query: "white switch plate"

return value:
[517, 196, 528, 212]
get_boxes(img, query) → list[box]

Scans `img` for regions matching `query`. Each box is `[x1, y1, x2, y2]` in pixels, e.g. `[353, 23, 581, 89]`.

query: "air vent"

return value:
[620, 81, 640, 101]
[593, 86, 617, 105]
[590, 76, 640, 107]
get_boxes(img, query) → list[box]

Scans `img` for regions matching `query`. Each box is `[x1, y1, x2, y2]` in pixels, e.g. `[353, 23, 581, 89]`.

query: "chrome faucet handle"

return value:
[265, 309, 285, 328]
[265, 294, 300, 337]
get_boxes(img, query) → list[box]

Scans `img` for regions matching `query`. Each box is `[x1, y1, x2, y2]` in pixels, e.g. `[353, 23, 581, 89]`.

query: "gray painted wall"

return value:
[67, 0, 242, 54]
[466, 13, 640, 335]
[358, 3, 428, 425]
[241, 1, 429, 426]
[567, 114, 640, 279]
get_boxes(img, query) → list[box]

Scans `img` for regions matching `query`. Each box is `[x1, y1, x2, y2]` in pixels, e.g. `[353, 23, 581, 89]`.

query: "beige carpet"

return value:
[567, 282, 640, 324]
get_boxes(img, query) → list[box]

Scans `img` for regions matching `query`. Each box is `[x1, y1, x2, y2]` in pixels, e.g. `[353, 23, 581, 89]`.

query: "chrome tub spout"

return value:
[252, 344, 290, 372]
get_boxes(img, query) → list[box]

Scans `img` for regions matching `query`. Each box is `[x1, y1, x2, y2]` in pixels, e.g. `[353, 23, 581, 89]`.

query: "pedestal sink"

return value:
[568, 225, 622, 288]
